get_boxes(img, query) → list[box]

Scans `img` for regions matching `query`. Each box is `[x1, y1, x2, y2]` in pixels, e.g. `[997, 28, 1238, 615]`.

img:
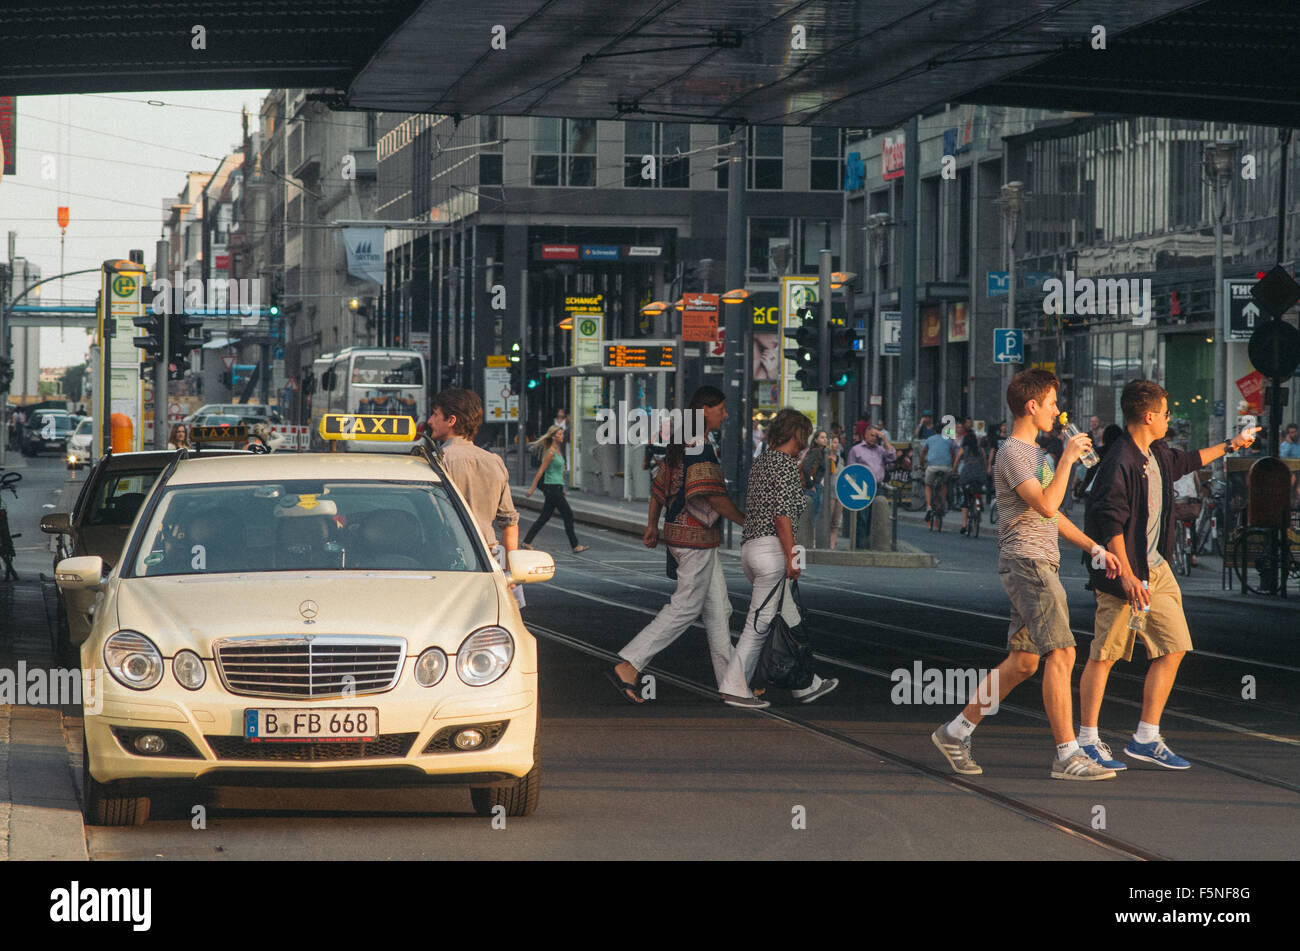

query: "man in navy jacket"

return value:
[1079, 380, 1258, 771]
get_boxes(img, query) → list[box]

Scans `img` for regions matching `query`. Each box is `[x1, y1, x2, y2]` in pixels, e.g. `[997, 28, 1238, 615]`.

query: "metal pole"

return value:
[1270, 128, 1292, 457]
[899, 116, 919, 440]
[870, 226, 882, 425]
[723, 125, 748, 545]
[155, 240, 169, 449]
[1213, 177, 1226, 449]
[517, 268, 528, 482]
[818, 248, 832, 549]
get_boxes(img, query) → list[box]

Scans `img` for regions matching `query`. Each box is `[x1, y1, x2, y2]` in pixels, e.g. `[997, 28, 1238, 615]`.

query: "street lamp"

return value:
[1205, 138, 1239, 449]
[998, 182, 1026, 397]
[865, 212, 893, 422]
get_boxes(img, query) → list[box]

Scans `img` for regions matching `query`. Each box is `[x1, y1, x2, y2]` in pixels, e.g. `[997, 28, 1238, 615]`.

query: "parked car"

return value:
[184, 403, 282, 425]
[67, 417, 94, 469]
[22, 410, 77, 456]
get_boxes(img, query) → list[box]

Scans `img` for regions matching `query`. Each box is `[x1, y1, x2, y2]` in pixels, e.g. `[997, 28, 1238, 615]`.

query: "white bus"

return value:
[309, 347, 426, 452]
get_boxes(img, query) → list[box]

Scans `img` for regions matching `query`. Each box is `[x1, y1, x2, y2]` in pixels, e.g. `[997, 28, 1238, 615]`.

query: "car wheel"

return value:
[470, 733, 539, 818]
[81, 734, 150, 827]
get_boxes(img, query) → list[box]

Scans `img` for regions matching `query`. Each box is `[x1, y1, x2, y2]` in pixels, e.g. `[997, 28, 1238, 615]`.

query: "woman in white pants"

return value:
[718, 408, 839, 708]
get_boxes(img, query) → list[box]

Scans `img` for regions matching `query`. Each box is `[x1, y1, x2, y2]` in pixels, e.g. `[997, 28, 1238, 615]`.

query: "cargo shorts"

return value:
[998, 555, 1075, 656]
[1091, 560, 1193, 662]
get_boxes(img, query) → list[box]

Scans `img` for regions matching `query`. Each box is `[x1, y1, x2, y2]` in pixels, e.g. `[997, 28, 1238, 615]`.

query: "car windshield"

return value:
[74, 418, 93, 436]
[86, 469, 166, 527]
[131, 480, 485, 576]
[352, 355, 422, 386]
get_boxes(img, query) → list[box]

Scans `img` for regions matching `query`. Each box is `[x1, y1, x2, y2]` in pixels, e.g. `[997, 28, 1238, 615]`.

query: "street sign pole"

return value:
[517, 269, 528, 485]
[818, 249, 832, 549]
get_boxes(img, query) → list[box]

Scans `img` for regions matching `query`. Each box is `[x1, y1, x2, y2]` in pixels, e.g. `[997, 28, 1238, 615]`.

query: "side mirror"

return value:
[55, 555, 105, 590]
[506, 549, 555, 585]
[41, 512, 72, 535]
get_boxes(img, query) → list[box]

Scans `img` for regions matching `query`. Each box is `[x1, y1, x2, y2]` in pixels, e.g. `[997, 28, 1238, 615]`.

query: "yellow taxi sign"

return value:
[319, 413, 416, 441]
[191, 424, 248, 443]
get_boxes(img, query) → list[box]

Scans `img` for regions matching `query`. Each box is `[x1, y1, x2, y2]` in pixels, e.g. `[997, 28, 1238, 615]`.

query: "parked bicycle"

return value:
[1195, 477, 1227, 557]
[0, 470, 22, 582]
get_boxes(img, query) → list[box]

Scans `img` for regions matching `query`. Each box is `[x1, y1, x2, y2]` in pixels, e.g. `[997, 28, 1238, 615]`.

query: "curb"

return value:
[0, 706, 87, 861]
[512, 489, 936, 567]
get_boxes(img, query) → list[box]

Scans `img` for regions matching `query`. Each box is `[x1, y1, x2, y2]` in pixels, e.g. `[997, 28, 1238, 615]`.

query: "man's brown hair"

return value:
[1121, 379, 1169, 423]
[1005, 368, 1060, 417]
[432, 388, 483, 439]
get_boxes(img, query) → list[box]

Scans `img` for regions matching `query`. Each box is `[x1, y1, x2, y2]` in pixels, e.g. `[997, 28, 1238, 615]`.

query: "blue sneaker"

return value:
[1124, 736, 1190, 769]
[1080, 741, 1127, 771]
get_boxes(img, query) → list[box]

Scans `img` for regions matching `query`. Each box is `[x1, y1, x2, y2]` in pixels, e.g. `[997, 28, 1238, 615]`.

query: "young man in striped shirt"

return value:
[932, 369, 1123, 780]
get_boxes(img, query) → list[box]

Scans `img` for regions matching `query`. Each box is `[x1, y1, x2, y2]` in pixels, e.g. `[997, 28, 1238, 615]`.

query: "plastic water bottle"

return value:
[1060, 414, 1100, 468]
[1127, 580, 1151, 634]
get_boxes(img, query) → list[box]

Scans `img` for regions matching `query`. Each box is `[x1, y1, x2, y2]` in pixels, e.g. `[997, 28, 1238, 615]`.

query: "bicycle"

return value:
[960, 480, 984, 538]
[1194, 478, 1227, 557]
[927, 472, 955, 532]
[1230, 524, 1299, 596]
[1172, 510, 1197, 577]
[0, 470, 22, 582]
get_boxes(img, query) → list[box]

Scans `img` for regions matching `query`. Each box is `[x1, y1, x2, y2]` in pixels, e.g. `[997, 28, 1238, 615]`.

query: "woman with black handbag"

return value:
[717, 408, 838, 708]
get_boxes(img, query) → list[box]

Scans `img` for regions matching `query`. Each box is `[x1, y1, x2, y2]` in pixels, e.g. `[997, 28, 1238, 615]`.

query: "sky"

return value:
[1, 89, 269, 368]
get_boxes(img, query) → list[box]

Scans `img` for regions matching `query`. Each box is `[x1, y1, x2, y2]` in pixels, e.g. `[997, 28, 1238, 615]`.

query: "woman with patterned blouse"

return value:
[607, 386, 745, 704]
[717, 408, 839, 708]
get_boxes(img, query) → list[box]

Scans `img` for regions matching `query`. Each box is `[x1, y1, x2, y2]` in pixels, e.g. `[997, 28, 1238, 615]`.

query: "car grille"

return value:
[205, 732, 418, 761]
[422, 721, 509, 754]
[213, 636, 407, 699]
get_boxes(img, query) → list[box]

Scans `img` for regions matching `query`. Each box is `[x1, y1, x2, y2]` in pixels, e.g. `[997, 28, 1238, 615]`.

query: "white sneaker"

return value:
[1051, 749, 1117, 781]
[793, 676, 839, 704]
[722, 693, 771, 709]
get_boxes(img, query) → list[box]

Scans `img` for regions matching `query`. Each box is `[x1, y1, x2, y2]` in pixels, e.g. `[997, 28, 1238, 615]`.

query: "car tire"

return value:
[470, 733, 539, 818]
[82, 734, 150, 827]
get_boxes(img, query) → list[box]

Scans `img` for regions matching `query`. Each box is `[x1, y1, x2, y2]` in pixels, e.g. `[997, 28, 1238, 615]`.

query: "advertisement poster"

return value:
[571, 314, 604, 490]
[1236, 370, 1265, 412]
[948, 301, 969, 342]
[921, 306, 942, 347]
[681, 292, 719, 343]
[753, 333, 780, 381]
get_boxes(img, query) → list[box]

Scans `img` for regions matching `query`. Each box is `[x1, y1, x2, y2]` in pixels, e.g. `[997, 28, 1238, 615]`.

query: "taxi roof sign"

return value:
[320, 413, 417, 441]
[191, 423, 248, 443]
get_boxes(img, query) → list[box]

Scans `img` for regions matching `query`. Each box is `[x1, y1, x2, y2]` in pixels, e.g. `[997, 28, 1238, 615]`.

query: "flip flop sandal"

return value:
[605, 669, 645, 704]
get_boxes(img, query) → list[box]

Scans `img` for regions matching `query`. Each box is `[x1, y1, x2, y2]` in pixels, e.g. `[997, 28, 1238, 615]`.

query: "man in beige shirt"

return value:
[425, 389, 519, 553]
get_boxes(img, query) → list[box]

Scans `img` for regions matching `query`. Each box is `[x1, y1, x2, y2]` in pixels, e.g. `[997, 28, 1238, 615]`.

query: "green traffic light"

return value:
[269, 304, 281, 317]
[527, 378, 540, 390]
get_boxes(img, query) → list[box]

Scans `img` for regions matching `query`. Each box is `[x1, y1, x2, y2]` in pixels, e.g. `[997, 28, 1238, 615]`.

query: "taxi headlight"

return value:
[173, 650, 206, 690]
[456, 627, 514, 686]
[414, 647, 448, 687]
[104, 631, 164, 690]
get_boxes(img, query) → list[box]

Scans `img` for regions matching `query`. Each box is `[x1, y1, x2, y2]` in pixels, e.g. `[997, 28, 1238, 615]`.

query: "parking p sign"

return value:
[994, 328, 1023, 364]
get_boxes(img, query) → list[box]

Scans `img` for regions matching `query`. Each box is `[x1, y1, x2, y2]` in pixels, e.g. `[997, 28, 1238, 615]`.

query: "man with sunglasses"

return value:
[1078, 380, 1259, 771]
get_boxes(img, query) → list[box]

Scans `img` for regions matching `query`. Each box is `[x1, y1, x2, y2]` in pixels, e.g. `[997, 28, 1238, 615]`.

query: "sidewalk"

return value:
[0, 580, 88, 861]
[510, 485, 936, 567]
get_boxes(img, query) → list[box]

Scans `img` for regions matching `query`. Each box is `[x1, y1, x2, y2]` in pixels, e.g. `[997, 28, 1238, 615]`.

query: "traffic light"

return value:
[525, 354, 547, 392]
[0, 355, 13, 394]
[269, 297, 282, 319]
[508, 342, 522, 393]
[167, 312, 204, 380]
[132, 311, 164, 361]
[220, 370, 233, 388]
[827, 326, 856, 391]
[783, 307, 820, 391]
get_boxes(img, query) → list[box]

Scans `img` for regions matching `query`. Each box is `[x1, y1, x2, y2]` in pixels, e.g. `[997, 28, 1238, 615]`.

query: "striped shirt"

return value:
[994, 435, 1060, 565]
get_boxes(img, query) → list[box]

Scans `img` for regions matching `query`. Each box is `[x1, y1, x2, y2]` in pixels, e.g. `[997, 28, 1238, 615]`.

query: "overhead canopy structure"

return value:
[5, 1, 1297, 130]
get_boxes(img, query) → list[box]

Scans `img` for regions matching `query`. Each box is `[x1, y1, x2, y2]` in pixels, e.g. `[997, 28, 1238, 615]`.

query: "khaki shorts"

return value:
[925, 465, 952, 487]
[1091, 559, 1194, 662]
[998, 556, 1075, 656]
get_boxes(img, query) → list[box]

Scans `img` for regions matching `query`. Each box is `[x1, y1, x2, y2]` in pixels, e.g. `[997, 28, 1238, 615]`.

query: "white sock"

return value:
[1077, 725, 1100, 746]
[947, 714, 976, 739]
[1056, 740, 1080, 761]
[1134, 721, 1160, 744]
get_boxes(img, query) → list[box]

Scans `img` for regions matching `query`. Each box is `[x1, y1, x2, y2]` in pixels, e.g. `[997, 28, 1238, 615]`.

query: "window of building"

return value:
[479, 119, 503, 186]
[809, 127, 843, 191]
[800, 219, 841, 271]
[716, 126, 784, 190]
[749, 218, 793, 277]
[412, 127, 432, 213]
[532, 118, 596, 187]
[623, 122, 691, 188]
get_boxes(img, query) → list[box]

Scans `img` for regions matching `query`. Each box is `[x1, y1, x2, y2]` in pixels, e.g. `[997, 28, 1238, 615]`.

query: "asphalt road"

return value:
[2, 453, 1297, 861]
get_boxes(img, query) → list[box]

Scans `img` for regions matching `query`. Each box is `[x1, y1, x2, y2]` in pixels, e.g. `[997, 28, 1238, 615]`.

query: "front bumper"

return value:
[84, 665, 538, 789]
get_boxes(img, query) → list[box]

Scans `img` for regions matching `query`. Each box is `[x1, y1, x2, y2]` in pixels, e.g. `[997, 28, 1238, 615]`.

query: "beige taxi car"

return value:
[57, 418, 554, 826]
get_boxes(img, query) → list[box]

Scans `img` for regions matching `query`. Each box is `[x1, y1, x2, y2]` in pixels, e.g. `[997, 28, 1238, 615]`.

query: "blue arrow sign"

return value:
[836, 464, 877, 511]
[993, 328, 1023, 365]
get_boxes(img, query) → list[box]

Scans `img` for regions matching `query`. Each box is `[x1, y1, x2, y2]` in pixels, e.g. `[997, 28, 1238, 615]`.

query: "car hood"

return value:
[111, 572, 503, 656]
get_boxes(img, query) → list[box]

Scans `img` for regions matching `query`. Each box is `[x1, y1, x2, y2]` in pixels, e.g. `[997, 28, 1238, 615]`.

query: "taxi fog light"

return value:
[173, 650, 206, 690]
[414, 647, 448, 687]
[104, 631, 164, 690]
[134, 733, 167, 754]
[456, 627, 514, 686]
[454, 729, 485, 750]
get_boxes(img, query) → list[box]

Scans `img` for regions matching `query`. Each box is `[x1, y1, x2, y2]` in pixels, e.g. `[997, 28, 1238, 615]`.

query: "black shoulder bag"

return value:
[754, 579, 814, 690]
